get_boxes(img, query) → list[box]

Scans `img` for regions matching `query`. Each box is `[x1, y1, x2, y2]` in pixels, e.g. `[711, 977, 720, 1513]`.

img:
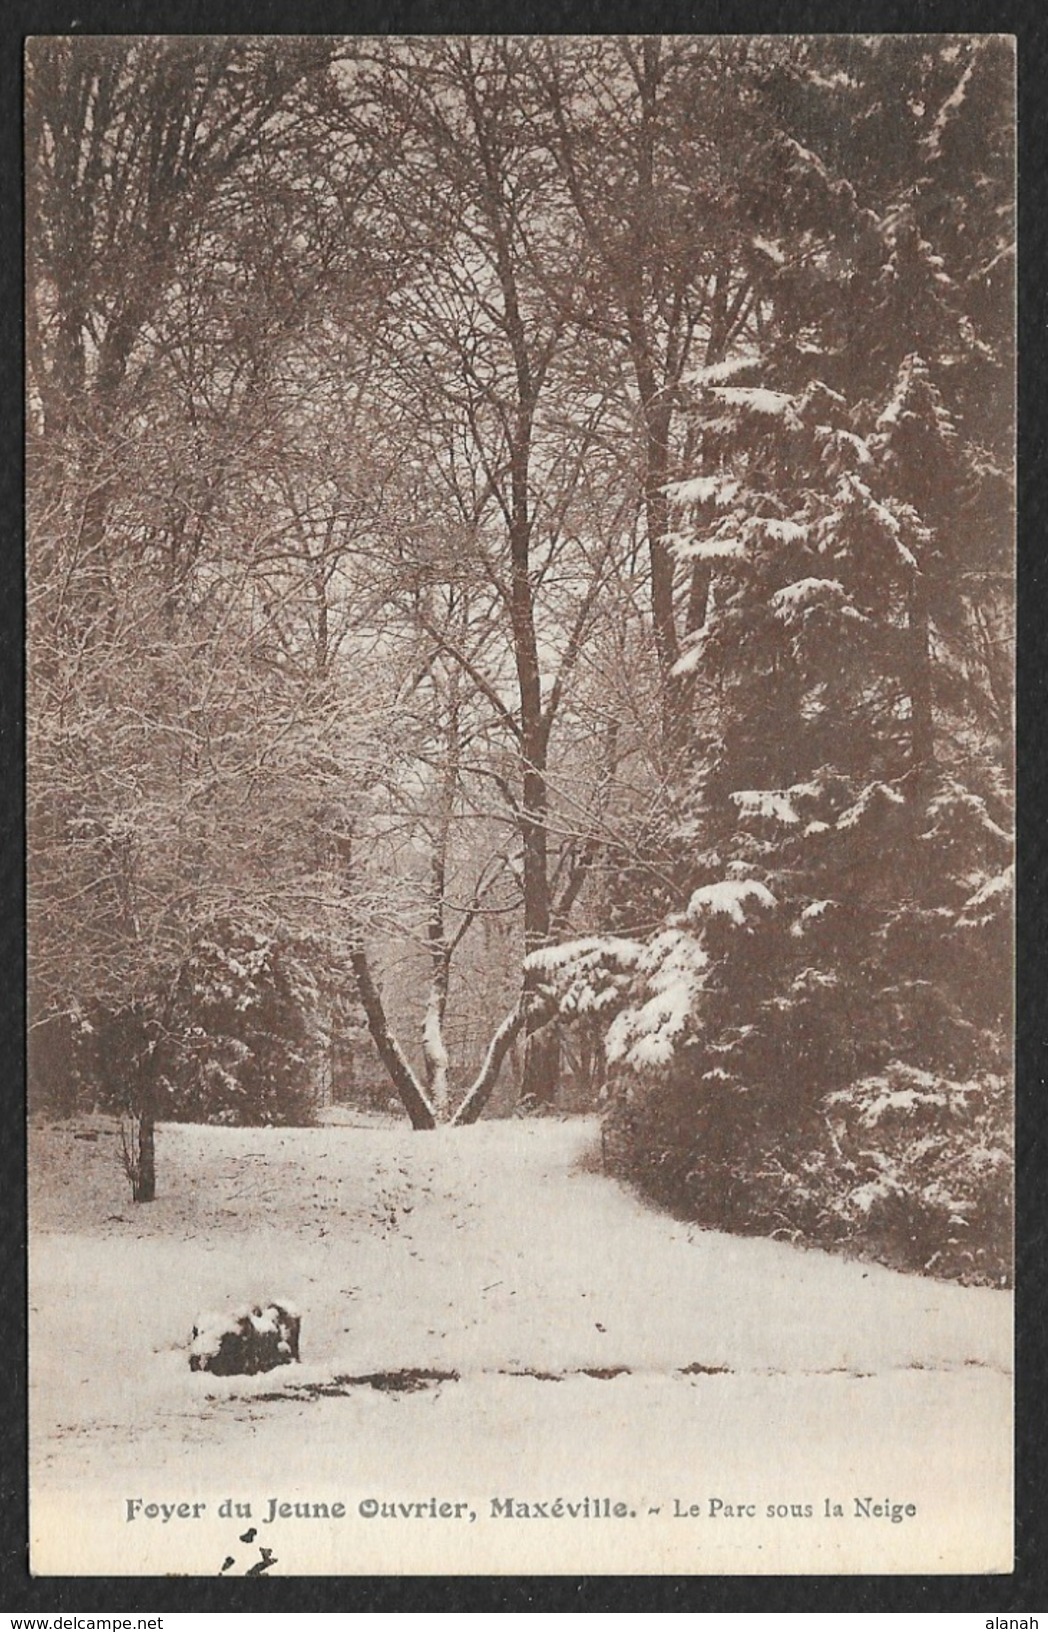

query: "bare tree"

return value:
[25, 36, 393, 1192]
[336, 39, 650, 1104]
[531, 38, 772, 754]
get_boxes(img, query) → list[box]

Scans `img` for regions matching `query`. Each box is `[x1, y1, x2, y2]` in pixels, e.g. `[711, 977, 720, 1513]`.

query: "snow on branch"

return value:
[829, 473, 923, 571]
[730, 789, 801, 826]
[525, 935, 645, 1018]
[835, 781, 906, 833]
[671, 535, 746, 565]
[921, 788, 1013, 851]
[451, 995, 545, 1127]
[605, 929, 708, 1071]
[684, 879, 777, 926]
[681, 356, 759, 389]
[664, 473, 740, 510]
[831, 1063, 980, 1131]
[770, 577, 866, 625]
[706, 386, 802, 428]
[955, 863, 1013, 930]
[790, 898, 838, 939]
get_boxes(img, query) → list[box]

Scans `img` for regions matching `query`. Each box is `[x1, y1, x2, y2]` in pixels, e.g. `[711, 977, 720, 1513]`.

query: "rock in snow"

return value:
[189, 1299, 301, 1375]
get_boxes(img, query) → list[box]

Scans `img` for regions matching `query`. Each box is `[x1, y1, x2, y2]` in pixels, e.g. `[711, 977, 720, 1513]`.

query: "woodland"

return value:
[26, 35, 1014, 1282]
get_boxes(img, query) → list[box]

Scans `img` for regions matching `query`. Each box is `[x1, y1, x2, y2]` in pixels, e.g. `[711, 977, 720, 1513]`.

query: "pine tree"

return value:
[159, 922, 319, 1128]
[544, 39, 1013, 1281]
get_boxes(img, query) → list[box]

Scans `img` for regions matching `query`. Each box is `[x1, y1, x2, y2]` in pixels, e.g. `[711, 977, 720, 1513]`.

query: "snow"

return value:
[822, 428, 874, 470]
[526, 936, 645, 976]
[682, 357, 756, 389]
[671, 635, 707, 678]
[923, 55, 977, 161]
[665, 474, 740, 510]
[772, 577, 847, 612]
[675, 535, 747, 564]
[422, 992, 450, 1073]
[791, 899, 837, 939]
[751, 235, 786, 265]
[841, 1066, 980, 1129]
[957, 864, 1013, 928]
[29, 1116, 1011, 1575]
[189, 1312, 243, 1359]
[709, 386, 801, 425]
[686, 878, 777, 924]
[772, 577, 869, 630]
[923, 789, 1013, 848]
[838, 473, 921, 571]
[836, 780, 906, 832]
[605, 931, 707, 1069]
[525, 937, 643, 1020]
[755, 518, 809, 545]
[731, 789, 801, 826]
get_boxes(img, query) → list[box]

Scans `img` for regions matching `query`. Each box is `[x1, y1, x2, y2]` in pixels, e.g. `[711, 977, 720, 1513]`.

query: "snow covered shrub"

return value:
[591, 748, 1012, 1282]
[189, 1300, 301, 1376]
[826, 1065, 1011, 1281]
[162, 923, 318, 1127]
[600, 922, 1011, 1283]
[539, 762, 1012, 1283]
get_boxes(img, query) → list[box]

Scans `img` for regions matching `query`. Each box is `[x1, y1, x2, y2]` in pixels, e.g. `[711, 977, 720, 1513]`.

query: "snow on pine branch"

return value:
[670, 534, 747, 565]
[921, 787, 1013, 851]
[524, 936, 645, 1018]
[684, 879, 777, 927]
[955, 864, 1013, 931]
[669, 516, 812, 569]
[681, 356, 759, 389]
[663, 473, 740, 510]
[834, 780, 906, 832]
[829, 1063, 981, 1131]
[822, 473, 923, 571]
[770, 578, 868, 626]
[605, 928, 709, 1071]
[730, 789, 801, 826]
[790, 899, 838, 939]
[819, 427, 875, 472]
[706, 386, 803, 428]
[751, 234, 787, 265]
[526, 875, 824, 1077]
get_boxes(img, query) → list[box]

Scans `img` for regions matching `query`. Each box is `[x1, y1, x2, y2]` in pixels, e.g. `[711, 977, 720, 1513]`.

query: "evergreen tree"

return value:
[539, 39, 1013, 1282]
[161, 923, 319, 1127]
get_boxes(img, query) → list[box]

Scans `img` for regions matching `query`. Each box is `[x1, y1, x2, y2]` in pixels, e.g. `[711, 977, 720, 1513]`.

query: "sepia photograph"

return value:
[25, 33, 1014, 1577]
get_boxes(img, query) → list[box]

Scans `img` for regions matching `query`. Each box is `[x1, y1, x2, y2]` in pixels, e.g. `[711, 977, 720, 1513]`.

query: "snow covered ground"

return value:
[29, 1114, 1012, 1576]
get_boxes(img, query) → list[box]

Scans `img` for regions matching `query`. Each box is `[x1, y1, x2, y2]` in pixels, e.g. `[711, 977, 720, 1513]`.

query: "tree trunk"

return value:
[422, 983, 451, 1116]
[422, 711, 456, 1117]
[519, 752, 558, 1106]
[129, 1013, 164, 1203]
[350, 946, 437, 1130]
[636, 368, 683, 737]
[473, 78, 559, 1109]
[520, 1018, 559, 1108]
[135, 1102, 156, 1203]
[452, 1001, 536, 1125]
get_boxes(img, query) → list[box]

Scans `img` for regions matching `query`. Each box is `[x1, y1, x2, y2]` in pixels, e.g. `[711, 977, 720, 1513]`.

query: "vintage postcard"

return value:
[26, 34, 1014, 1576]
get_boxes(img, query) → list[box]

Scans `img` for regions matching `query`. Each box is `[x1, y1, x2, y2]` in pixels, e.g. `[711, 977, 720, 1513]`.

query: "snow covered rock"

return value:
[189, 1300, 300, 1376]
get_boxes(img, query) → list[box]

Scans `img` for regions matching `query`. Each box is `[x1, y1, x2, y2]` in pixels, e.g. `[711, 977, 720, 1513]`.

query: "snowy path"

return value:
[29, 1116, 1012, 1575]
